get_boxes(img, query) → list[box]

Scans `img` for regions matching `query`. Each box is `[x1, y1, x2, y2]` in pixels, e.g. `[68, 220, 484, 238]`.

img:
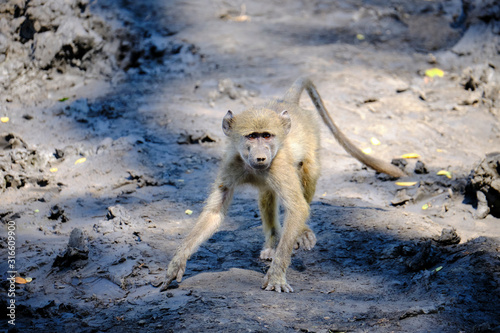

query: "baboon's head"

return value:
[222, 108, 291, 170]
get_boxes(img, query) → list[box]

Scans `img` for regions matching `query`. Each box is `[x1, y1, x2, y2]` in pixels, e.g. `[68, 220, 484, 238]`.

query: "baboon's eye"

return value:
[247, 133, 258, 140]
[262, 132, 272, 139]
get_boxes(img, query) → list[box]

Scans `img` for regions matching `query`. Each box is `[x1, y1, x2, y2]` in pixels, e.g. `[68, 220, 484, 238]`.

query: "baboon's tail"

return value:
[284, 77, 406, 178]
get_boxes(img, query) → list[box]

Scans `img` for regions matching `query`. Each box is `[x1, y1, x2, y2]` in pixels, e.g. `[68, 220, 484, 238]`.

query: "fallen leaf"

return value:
[395, 181, 418, 187]
[422, 203, 429, 210]
[356, 34, 365, 40]
[58, 97, 69, 102]
[1, 117, 9, 123]
[34, 209, 39, 213]
[185, 209, 193, 215]
[50, 167, 58, 173]
[401, 153, 420, 159]
[15, 276, 29, 284]
[230, 15, 251, 22]
[425, 68, 444, 78]
[370, 137, 381, 145]
[362, 147, 372, 154]
[74, 157, 87, 165]
[437, 170, 452, 179]
[435, 266, 443, 272]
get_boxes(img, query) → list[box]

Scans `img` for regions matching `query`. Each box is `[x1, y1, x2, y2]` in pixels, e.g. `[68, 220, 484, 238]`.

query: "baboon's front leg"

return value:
[161, 184, 234, 291]
[262, 171, 310, 292]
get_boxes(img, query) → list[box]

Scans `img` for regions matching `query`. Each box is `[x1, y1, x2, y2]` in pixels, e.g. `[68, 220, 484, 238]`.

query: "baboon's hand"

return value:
[160, 256, 186, 291]
[262, 271, 293, 293]
[294, 228, 316, 250]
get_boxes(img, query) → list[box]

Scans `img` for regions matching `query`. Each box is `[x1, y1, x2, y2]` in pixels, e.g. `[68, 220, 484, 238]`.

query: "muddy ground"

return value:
[1, 0, 500, 332]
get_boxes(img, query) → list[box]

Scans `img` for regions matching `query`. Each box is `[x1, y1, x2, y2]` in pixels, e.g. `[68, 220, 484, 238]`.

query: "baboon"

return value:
[161, 77, 405, 293]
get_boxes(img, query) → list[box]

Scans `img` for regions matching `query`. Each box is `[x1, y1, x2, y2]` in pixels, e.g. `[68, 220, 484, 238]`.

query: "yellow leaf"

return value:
[362, 147, 372, 154]
[74, 157, 86, 165]
[401, 153, 420, 159]
[15, 276, 28, 284]
[425, 68, 444, 78]
[231, 15, 251, 22]
[1, 117, 9, 123]
[395, 181, 417, 187]
[370, 137, 381, 146]
[50, 167, 58, 173]
[185, 209, 193, 215]
[437, 170, 452, 179]
[356, 34, 365, 40]
[422, 203, 429, 210]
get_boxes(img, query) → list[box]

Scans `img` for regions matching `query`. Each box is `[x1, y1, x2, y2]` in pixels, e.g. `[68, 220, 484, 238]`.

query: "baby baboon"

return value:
[161, 77, 405, 293]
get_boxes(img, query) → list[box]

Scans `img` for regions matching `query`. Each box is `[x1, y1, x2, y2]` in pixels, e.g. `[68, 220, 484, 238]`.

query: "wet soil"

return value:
[1, 0, 500, 332]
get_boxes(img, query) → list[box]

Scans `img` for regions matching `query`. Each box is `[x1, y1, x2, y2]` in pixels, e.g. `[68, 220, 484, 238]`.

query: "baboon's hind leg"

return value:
[294, 158, 319, 251]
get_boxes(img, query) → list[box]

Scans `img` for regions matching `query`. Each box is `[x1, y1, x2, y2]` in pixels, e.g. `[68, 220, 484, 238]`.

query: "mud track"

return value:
[1, 0, 499, 332]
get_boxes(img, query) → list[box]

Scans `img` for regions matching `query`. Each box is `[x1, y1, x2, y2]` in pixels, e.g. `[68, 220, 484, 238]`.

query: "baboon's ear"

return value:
[279, 110, 291, 135]
[222, 110, 234, 136]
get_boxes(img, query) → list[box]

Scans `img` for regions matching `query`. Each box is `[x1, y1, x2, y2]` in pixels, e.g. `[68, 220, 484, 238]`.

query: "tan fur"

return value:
[161, 78, 404, 293]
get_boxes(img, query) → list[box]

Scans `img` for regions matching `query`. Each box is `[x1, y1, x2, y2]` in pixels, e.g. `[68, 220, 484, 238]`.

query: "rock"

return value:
[399, 305, 439, 319]
[33, 31, 63, 68]
[435, 227, 461, 245]
[2, 133, 27, 150]
[177, 131, 217, 145]
[405, 241, 437, 272]
[466, 152, 500, 218]
[53, 228, 89, 268]
[56, 17, 103, 62]
[391, 189, 412, 206]
[414, 160, 428, 174]
[107, 205, 132, 225]
[391, 158, 408, 172]
[476, 191, 490, 219]
[0, 32, 8, 55]
[48, 204, 68, 222]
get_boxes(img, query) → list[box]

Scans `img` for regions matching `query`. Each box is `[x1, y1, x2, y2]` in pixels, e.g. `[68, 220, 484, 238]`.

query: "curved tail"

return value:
[284, 77, 406, 178]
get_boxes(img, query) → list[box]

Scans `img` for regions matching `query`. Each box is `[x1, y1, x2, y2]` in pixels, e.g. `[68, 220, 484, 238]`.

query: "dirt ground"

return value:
[1, 0, 500, 332]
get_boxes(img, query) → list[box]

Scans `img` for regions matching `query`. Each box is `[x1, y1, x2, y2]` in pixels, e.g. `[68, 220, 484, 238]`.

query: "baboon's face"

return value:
[238, 132, 278, 170]
[222, 109, 291, 171]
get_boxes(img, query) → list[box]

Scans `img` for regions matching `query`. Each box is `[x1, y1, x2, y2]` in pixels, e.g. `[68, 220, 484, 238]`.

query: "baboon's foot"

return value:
[260, 248, 275, 261]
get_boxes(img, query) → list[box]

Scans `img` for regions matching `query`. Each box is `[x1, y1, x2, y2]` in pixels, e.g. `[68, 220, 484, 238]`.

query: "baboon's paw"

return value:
[294, 229, 317, 250]
[260, 248, 275, 260]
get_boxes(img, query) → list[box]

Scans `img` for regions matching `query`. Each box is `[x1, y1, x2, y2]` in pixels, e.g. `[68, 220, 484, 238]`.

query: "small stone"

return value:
[436, 227, 461, 245]
[414, 160, 428, 174]
[391, 189, 412, 206]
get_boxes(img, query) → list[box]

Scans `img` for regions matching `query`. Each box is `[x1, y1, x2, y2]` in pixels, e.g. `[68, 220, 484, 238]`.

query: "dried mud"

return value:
[1, 0, 500, 332]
